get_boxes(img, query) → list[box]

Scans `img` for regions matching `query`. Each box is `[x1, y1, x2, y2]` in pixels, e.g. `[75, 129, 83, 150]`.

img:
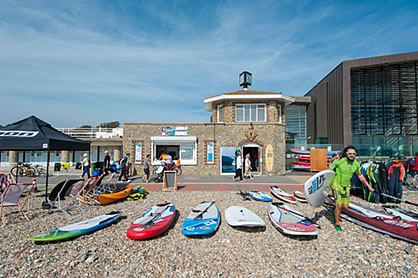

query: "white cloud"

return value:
[0, 0, 417, 127]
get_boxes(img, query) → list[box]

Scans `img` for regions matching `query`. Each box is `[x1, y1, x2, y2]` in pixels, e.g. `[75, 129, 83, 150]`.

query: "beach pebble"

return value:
[1, 191, 417, 277]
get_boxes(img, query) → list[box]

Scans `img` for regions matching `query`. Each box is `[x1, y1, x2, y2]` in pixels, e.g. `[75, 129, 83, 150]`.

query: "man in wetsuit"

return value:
[329, 145, 374, 231]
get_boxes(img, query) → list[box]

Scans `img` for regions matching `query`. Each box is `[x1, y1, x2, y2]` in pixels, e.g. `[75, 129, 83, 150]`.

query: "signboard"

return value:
[134, 141, 142, 164]
[163, 171, 177, 191]
[162, 127, 188, 136]
[207, 141, 214, 164]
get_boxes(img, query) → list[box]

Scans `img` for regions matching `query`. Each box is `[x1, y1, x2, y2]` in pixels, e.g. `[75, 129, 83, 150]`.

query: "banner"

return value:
[134, 141, 142, 164]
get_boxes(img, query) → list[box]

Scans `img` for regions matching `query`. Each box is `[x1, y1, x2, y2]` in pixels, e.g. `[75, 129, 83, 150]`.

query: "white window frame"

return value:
[235, 103, 266, 122]
[277, 104, 282, 123]
[151, 136, 197, 165]
[217, 105, 224, 123]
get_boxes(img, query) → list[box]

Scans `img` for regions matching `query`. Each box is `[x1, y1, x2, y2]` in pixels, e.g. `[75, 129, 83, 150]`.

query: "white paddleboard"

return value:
[270, 186, 297, 204]
[225, 206, 266, 227]
[304, 169, 335, 208]
[269, 203, 318, 236]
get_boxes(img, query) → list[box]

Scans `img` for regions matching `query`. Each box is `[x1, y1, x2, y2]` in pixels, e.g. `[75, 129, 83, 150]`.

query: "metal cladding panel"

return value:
[306, 63, 345, 144]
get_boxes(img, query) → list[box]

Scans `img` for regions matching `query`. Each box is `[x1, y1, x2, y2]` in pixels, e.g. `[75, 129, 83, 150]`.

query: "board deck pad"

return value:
[304, 170, 335, 208]
[26, 211, 122, 242]
[182, 201, 220, 236]
[225, 206, 265, 227]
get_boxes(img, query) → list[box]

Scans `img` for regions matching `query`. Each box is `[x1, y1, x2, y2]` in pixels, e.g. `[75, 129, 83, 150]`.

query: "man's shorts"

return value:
[331, 181, 350, 206]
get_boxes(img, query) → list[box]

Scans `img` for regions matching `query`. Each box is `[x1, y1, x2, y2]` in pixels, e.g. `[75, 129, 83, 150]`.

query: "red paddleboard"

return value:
[127, 203, 175, 240]
[270, 186, 297, 204]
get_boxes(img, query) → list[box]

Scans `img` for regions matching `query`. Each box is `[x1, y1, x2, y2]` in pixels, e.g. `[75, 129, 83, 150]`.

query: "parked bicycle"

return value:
[10, 162, 36, 177]
[33, 164, 47, 177]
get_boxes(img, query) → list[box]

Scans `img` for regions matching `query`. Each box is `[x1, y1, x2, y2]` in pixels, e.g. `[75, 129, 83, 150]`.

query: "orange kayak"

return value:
[97, 187, 133, 205]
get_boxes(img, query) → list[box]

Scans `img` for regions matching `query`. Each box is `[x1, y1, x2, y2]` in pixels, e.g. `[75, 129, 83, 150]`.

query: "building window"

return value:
[151, 136, 197, 165]
[235, 104, 266, 122]
[277, 104, 282, 123]
[217, 105, 224, 123]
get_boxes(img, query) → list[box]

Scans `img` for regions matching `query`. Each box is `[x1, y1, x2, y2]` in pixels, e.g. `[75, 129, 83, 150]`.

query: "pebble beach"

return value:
[1, 190, 417, 278]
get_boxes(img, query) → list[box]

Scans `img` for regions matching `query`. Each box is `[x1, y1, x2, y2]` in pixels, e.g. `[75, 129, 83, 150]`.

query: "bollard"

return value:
[32, 177, 39, 192]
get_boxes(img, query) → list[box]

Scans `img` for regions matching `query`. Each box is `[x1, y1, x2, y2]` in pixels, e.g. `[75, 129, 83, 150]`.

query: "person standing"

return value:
[81, 153, 91, 178]
[329, 145, 374, 231]
[165, 153, 173, 171]
[233, 151, 243, 181]
[103, 150, 111, 175]
[144, 154, 151, 183]
[244, 153, 254, 179]
[119, 153, 130, 181]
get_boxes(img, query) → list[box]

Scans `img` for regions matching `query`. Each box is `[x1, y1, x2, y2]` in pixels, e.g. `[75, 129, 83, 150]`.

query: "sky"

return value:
[1, 0, 418, 128]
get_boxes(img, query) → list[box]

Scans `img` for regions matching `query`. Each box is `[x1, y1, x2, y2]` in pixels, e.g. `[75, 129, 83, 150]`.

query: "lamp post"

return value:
[239, 71, 252, 90]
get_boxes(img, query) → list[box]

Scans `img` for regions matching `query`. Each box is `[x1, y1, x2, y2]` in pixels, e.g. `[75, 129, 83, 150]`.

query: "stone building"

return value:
[123, 88, 296, 176]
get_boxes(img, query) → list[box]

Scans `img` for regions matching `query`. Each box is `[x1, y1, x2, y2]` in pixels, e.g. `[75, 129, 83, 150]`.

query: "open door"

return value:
[242, 143, 262, 176]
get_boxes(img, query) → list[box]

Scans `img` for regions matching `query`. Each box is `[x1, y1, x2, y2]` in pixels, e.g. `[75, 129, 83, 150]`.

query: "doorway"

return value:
[242, 144, 261, 176]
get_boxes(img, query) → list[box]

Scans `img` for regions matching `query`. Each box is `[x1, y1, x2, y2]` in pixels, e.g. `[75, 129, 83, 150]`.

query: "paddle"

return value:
[143, 204, 170, 228]
[272, 202, 321, 229]
[380, 193, 418, 207]
[193, 202, 215, 220]
[237, 190, 251, 201]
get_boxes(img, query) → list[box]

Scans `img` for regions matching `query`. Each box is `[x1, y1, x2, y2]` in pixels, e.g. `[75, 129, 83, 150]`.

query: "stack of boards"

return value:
[270, 186, 297, 204]
[329, 199, 418, 244]
[304, 169, 418, 244]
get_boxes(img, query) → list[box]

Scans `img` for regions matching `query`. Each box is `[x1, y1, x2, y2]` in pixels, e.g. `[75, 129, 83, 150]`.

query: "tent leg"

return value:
[42, 149, 51, 209]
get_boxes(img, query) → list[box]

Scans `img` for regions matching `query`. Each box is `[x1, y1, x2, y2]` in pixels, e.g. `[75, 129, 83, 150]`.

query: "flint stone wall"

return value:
[123, 122, 286, 176]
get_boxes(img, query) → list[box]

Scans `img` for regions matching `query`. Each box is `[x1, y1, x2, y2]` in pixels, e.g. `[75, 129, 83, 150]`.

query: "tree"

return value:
[79, 125, 92, 128]
[96, 121, 120, 128]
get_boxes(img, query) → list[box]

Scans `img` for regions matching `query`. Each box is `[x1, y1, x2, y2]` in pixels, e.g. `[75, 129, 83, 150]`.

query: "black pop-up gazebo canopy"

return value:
[0, 115, 90, 206]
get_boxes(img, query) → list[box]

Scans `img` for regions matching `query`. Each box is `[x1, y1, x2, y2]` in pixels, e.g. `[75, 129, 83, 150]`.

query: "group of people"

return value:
[233, 151, 255, 181]
[80, 151, 130, 182]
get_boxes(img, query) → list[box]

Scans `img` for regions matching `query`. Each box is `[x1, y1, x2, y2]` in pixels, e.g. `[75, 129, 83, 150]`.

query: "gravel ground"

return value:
[1, 191, 417, 278]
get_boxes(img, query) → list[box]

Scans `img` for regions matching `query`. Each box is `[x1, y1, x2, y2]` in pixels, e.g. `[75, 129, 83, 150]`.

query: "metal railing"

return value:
[58, 128, 123, 139]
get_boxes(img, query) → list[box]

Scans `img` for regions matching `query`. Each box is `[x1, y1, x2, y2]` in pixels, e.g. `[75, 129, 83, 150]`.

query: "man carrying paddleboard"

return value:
[330, 146, 374, 231]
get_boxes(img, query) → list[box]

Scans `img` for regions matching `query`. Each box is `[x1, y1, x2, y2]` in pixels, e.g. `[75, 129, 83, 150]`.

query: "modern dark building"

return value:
[285, 96, 310, 147]
[306, 51, 418, 156]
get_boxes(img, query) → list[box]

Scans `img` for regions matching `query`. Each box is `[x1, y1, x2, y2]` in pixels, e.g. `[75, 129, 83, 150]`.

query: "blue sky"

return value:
[1, 0, 417, 127]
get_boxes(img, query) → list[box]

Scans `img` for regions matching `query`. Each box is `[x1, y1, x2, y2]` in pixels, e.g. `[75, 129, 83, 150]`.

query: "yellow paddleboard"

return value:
[265, 144, 274, 173]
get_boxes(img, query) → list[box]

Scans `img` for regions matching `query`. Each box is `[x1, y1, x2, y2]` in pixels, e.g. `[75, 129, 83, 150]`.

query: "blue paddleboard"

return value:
[182, 201, 220, 236]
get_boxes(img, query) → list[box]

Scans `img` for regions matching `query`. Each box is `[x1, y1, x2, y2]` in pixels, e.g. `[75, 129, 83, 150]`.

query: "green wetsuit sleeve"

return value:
[330, 157, 344, 170]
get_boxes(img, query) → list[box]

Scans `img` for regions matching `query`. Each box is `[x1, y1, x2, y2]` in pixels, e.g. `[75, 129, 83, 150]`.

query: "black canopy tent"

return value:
[0, 116, 90, 207]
